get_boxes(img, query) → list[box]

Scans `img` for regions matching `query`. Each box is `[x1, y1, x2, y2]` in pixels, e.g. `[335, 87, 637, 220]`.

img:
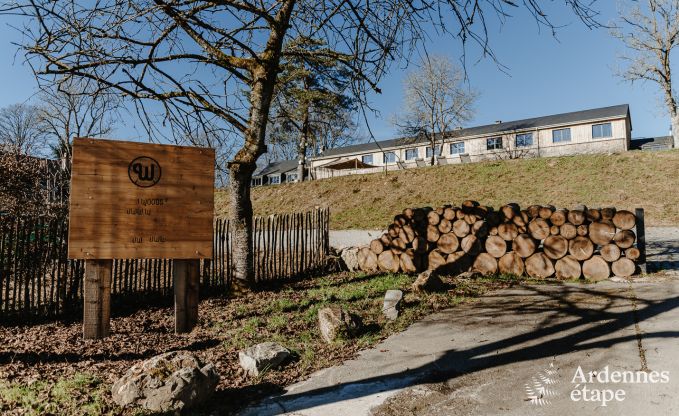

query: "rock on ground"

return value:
[318, 306, 362, 343]
[339, 247, 361, 272]
[111, 351, 219, 413]
[239, 342, 291, 377]
[412, 270, 446, 293]
[383, 290, 403, 320]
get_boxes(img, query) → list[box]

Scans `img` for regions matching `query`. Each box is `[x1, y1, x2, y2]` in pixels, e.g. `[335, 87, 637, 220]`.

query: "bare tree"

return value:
[37, 78, 119, 168]
[396, 55, 477, 165]
[6, 0, 602, 289]
[0, 103, 48, 156]
[612, 0, 679, 148]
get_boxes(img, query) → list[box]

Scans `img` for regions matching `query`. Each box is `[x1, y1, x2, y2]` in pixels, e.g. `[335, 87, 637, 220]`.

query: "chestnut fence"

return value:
[0, 207, 329, 320]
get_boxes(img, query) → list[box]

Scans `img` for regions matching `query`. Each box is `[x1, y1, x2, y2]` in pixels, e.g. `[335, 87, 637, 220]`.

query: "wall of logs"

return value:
[357, 202, 646, 280]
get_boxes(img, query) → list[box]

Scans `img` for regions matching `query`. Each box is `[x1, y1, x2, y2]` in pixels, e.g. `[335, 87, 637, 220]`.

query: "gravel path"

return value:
[330, 227, 679, 275]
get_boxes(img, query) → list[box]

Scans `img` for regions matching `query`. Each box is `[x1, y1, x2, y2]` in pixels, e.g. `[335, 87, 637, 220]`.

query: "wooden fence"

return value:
[0, 207, 329, 320]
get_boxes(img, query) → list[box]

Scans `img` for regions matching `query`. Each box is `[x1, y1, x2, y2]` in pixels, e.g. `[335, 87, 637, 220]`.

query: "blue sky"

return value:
[0, 2, 673, 144]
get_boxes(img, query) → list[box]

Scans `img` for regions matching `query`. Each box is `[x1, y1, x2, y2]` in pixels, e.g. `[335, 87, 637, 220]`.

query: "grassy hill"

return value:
[215, 149, 679, 229]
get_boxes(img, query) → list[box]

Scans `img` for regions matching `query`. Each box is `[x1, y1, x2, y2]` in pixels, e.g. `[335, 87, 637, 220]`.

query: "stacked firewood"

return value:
[357, 202, 642, 280]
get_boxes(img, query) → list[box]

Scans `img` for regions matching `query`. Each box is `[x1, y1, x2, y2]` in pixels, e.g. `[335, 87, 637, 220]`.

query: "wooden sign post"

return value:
[68, 138, 214, 339]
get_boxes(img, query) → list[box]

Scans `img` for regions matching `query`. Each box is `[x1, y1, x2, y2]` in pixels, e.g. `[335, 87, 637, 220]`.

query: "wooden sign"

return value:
[68, 138, 214, 259]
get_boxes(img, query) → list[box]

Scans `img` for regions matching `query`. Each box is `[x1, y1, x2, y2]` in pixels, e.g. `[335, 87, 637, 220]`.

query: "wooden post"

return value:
[635, 208, 647, 274]
[174, 259, 200, 334]
[83, 259, 112, 339]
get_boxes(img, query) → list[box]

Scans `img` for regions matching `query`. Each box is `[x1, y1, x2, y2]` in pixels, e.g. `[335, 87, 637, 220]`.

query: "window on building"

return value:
[425, 146, 441, 158]
[362, 154, 373, 164]
[383, 152, 396, 164]
[251, 177, 262, 186]
[450, 142, 465, 154]
[592, 123, 612, 139]
[515, 132, 533, 147]
[552, 128, 571, 143]
[486, 137, 503, 150]
[286, 173, 298, 182]
[405, 148, 418, 160]
[269, 175, 281, 184]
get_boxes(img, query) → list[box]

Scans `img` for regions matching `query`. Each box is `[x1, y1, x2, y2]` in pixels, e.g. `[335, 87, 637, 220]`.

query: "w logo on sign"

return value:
[128, 156, 161, 188]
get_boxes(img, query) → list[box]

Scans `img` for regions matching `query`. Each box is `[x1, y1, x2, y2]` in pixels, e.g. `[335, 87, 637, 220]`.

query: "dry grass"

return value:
[216, 149, 679, 229]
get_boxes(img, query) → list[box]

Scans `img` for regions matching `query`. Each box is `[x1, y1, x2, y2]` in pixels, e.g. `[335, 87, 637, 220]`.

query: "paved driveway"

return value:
[242, 279, 679, 415]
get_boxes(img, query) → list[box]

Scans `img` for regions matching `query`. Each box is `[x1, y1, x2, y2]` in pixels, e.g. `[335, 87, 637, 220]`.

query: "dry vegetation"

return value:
[216, 149, 679, 229]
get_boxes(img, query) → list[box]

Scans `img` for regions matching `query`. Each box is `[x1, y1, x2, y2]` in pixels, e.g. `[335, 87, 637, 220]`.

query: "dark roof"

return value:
[254, 159, 299, 177]
[630, 136, 673, 151]
[317, 104, 630, 158]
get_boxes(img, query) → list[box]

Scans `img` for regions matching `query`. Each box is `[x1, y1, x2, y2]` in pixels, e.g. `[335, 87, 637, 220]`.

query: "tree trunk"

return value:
[228, 2, 295, 290]
[671, 110, 679, 149]
[296, 100, 309, 182]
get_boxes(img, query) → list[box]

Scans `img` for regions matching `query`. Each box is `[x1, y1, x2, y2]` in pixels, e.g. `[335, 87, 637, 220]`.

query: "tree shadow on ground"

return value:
[231, 282, 679, 415]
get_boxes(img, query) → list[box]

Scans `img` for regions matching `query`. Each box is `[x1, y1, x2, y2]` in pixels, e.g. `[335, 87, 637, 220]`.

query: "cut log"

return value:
[513, 234, 537, 258]
[485, 235, 508, 258]
[526, 205, 541, 219]
[437, 218, 453, 234]
[390, 237, 406, 251]
[589, 222, 616, 246]
[582, 255, 610, 281]
[464, 214, 477, 225]
[489, 226, 499, 236]
[550, 225, 560, 236]
[403, 208, 414, 219]
[613, 230, 636, 249]
[369, 239, 385, 255]
[436, 206, 444, 216]
[427, 249, 447, 271]
[412, 237, 428, 253]
[625, 247, 641, 261]
[585, 208, 601, 223]
[398, 224, 416, 244]
[525, 253, 555, 279]
[555, 255, 582, 280]
[600, 243, 621, 262]
[357, 247, 378, 271]
[426, 225, 441, 243]
[394, 214, 408, 227]
[378, 250, 400, 272]
[518, 225, 527, 234]
[453, 220, 471, 238]
[569, 236, 594, 261]
[601, 207, 617, 221]
[443, 207, 457, 221]
[380, 233, 392, 247]
[473, 253, 498, 275]
[550, 209, 568, 226]
[498, 223, 519, 241]
[560, 223, 577, 240]
[437, 232, 460, 254]
[456, 209, 466, 220]
[461, 234, 481, 255]
[543, 235, 568, 260]
[612, 210, 636, 230]
[388, 224, 401, 238]
[577, 224, 588, 236]
[500, 204, 517, 221]
[447, 251, 466, 264]
[612, 258, 636, 277]
[512, 215, 527, 227]
[472, 220, 489, 238]
[427, 211, 440, 226]
[567, 210, 586, 226]
[528, 218, 550, 240]
[400, 251, 418, 274]
[446, 251, 472, 274]
[461, 200, 479, 213]
[538, 205, 555, 219]
[498, 252, 525, 276]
